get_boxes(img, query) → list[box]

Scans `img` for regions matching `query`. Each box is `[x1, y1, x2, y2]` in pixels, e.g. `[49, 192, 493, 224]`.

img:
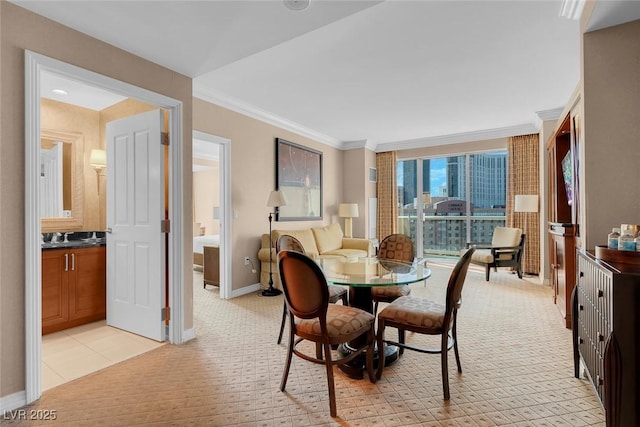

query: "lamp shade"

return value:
[338, 203, 359, 218]
[266, 190, 286, 208]
[89, 149, 106, 168]
[514, 195, 539, 213]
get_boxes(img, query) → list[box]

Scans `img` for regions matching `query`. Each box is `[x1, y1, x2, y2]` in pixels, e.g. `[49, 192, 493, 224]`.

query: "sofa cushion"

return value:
[322, 248, 367, 259]
[312, 223, 344, 254]
[273, 229, 319, 257]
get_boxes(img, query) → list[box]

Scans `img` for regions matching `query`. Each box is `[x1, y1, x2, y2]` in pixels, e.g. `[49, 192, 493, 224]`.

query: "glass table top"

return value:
[317, 257, 431, 287]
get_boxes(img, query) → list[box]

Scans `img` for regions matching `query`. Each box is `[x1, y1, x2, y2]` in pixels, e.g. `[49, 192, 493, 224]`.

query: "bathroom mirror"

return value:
[40, 129, 84, 232]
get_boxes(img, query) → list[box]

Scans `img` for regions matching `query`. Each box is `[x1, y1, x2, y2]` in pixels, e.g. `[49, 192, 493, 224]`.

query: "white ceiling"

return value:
[15, 0, 640, 151]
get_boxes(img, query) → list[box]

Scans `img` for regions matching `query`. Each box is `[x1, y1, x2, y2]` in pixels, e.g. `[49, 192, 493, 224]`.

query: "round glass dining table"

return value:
[317, 257, 431, 378]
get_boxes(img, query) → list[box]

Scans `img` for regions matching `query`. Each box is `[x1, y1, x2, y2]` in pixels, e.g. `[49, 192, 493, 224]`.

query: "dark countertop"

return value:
[42, 239, 106, 250]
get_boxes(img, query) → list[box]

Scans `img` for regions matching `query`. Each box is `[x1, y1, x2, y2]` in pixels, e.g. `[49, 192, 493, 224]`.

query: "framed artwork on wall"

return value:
[276, 138, 322, 221]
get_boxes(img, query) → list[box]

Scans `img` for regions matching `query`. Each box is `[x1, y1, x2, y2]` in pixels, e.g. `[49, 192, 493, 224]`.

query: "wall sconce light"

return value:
[339, 203, 359, 238]
[90, 149, 106, 193]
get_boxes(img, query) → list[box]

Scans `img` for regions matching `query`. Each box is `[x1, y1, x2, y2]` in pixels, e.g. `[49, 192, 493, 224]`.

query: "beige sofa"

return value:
[257, 223, 373, 289]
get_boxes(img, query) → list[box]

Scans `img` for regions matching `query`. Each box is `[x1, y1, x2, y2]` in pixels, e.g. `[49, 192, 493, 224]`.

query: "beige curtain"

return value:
[376, 151, 397, 240]
[507, 134, 540, 275]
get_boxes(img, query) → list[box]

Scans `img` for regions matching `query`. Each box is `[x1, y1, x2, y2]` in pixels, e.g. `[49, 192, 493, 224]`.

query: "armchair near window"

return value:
[464, 226, 525, 281]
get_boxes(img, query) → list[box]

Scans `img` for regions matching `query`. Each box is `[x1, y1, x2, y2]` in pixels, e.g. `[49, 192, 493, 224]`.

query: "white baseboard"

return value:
[231, 283, 261, 298]
[182, 328, 196, 343]
[0, 390, 27, 414]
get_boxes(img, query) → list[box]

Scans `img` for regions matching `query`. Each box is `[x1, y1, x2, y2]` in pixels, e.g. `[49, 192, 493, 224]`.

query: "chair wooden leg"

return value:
[366, 327, 376, 384]
[341, 292, 348, 306]
[376, 319, 385, 380]
[452, 310, 462, 373]
[373, 300, 379, 316]
[441, 332, 450, 400]
[485, 265, 490, 281]
[398, 328, 406, 356]
[277, 303, 287, 344]
[280, 329, 294, 392]
[323, 342, 337, 417]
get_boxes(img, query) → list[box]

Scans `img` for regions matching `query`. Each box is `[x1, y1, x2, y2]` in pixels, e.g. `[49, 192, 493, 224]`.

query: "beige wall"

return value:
[193, 159, 220, 235]
[41, 98, 101, 230]
[0, 2, 192, 398]
[192, 98, 345, 291]
[341, 147, 378, 239]
[39, 98, 158, 232]
[581, 19, 640, 249]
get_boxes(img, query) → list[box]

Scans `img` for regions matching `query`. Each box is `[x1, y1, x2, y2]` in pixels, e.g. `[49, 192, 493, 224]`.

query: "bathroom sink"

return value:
[42, 239, 106, 249]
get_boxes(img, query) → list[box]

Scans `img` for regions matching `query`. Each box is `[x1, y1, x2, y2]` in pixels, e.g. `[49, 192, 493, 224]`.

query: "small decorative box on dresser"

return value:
[573, 250, 640, 426]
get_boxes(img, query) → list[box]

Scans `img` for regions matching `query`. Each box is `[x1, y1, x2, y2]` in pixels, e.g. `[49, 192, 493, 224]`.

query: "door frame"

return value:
[24, 51, 185, 403]
[193, 131, 232, 300]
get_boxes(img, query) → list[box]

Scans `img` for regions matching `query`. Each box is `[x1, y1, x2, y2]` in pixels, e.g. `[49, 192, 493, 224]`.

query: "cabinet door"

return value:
[42, 249, 69, 333]
[555, 236, 567, 315]
[69, 246, 106, 320]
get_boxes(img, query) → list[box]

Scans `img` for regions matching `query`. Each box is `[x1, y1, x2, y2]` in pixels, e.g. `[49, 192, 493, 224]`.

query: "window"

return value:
[397, 151, 507, 257]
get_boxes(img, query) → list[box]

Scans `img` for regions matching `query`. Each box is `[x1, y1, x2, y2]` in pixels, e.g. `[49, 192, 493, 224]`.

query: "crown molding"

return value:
[193, 86, 342, 149]
[535, 107, 564, 122]
[533, 107, 564, 131]
[341, 139, 377, 151]
[374, 123, 539, 152]
[193, 85, 554, 153]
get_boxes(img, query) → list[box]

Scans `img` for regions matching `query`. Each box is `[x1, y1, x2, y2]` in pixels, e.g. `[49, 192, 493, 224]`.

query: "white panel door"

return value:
[106, 109, 165, 341]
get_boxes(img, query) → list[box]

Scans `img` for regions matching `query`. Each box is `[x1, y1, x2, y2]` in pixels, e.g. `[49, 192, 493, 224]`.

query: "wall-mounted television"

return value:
[561, 151, 573, 206]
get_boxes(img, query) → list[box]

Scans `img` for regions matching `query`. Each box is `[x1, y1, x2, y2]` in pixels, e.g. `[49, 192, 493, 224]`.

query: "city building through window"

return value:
[397, 151, 507, 258]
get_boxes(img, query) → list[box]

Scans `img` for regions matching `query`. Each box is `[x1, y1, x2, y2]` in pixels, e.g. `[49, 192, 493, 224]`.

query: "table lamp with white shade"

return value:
[339, 203, 359, 238]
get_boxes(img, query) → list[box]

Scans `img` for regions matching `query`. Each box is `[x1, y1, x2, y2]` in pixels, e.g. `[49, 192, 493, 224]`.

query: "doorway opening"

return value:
[25, 51, 185, 403]
[192, 131, 231, 299]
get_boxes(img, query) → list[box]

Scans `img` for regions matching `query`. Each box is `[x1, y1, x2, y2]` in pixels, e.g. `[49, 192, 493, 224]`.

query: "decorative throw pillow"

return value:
[312, 223, 344, 254]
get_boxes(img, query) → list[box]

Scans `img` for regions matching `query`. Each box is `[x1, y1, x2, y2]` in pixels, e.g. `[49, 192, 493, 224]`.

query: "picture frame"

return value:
[276, 138, 322, 221]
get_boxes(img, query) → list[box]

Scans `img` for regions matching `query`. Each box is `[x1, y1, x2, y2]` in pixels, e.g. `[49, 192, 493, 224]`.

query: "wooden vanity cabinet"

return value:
[42, 245, 106, 334]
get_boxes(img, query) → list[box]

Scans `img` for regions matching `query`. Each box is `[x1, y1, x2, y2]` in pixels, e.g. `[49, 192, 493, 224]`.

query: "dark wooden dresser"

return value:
[203, 245, 220, 288]
[573, 250, 640, 426]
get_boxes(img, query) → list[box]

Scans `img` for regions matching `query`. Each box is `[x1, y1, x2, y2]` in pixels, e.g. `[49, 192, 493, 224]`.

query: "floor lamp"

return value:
[263, 190, 286, 297]
[514, 194, 539, 275]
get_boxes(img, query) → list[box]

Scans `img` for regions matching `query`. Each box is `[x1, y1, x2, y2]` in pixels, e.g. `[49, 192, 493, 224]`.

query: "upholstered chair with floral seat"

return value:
[376, 248, 475, 400]
[275, 234, 348, 344]
[371, 233, 415, 315]
[278, 250, 376, 418]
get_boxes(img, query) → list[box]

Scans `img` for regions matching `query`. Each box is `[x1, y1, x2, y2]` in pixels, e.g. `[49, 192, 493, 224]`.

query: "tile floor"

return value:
[42, 320, 165, 391]
[13, 261, 605, 426]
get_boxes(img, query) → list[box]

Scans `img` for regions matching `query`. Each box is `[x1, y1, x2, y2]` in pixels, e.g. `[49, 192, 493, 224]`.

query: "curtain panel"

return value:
[376, 152, 397, 240]
[507, 134, 540, 275]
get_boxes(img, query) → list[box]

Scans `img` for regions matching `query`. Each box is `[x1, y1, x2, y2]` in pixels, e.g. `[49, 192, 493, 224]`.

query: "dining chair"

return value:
[375, 248, 475, 400]
[275, 235, 348, 344]
[278, 250, 376, 418]
[372, 233, 414, 315]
